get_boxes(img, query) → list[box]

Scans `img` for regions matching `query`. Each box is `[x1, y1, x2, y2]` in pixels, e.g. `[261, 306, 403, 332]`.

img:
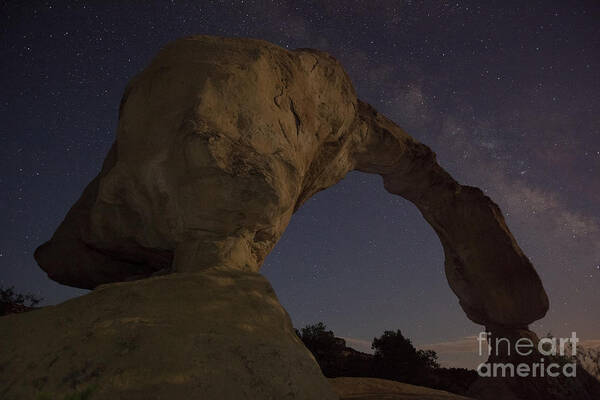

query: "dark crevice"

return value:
[289, 98, 301, 136]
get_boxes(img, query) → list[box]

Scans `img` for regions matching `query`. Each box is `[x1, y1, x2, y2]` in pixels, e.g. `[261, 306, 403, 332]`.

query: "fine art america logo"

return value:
[476, 332, 578, 378]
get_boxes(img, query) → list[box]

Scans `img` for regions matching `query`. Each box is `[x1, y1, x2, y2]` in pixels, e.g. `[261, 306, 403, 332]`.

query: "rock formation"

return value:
[1, 35, 558, 399]
[0, 268, 338, 399]
[34, 35, 548, 330]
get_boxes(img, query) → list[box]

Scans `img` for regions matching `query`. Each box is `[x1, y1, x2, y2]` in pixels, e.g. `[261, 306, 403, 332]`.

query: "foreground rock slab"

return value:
[0, 269, 337, 400]
[329, 377, 474, 400]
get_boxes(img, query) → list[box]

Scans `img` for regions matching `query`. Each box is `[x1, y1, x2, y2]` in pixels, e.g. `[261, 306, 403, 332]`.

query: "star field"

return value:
[1, 1, 598, 367]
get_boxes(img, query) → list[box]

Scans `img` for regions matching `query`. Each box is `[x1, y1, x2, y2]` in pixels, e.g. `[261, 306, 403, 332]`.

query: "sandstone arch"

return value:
[35, 35, 548, 331]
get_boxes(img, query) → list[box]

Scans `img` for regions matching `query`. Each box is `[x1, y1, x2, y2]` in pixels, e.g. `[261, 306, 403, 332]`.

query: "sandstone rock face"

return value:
[35, 35, 548, 329]
[0, 269, 338, 400]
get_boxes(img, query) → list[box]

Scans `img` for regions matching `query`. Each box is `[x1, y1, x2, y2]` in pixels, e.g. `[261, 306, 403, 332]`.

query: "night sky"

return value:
[2, 1, 599, 368]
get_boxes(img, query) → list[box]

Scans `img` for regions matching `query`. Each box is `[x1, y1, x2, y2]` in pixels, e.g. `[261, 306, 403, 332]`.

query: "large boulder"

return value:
[0, 268, 338, 400]
[35, 35, 358, 287]
[34, 35, 548, 330]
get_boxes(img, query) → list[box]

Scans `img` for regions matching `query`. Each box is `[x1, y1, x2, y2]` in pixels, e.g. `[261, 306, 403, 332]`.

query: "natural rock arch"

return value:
[35, 35, 548, 332]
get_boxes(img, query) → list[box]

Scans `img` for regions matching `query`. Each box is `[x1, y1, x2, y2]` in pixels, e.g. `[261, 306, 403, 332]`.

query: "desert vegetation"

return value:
[296, 322, 478, 396]
[0, 285, 43, 316]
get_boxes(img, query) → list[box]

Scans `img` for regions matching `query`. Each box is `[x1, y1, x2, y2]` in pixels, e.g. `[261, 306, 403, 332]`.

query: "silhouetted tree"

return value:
[0, 285, 43, 316]
[417, 349, 440, 369]
[294, 323, 474, 394]
[296, 322, 346, 376]
[371, 329, 439, 382]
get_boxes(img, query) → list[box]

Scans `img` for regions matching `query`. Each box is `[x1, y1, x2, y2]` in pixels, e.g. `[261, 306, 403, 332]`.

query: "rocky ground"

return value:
[330, 377, 475, 400]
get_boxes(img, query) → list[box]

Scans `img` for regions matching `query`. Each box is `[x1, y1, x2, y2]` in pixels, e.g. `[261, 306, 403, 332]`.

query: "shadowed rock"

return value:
[35, 35, 547, 329]
[330, 377, 475, 400]
[0, 269, 338, 399]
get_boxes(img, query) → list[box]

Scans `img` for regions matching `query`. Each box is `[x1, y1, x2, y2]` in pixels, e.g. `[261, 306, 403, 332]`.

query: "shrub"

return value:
[0, 285, 43, 316]
[296, 322, 346, 376]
